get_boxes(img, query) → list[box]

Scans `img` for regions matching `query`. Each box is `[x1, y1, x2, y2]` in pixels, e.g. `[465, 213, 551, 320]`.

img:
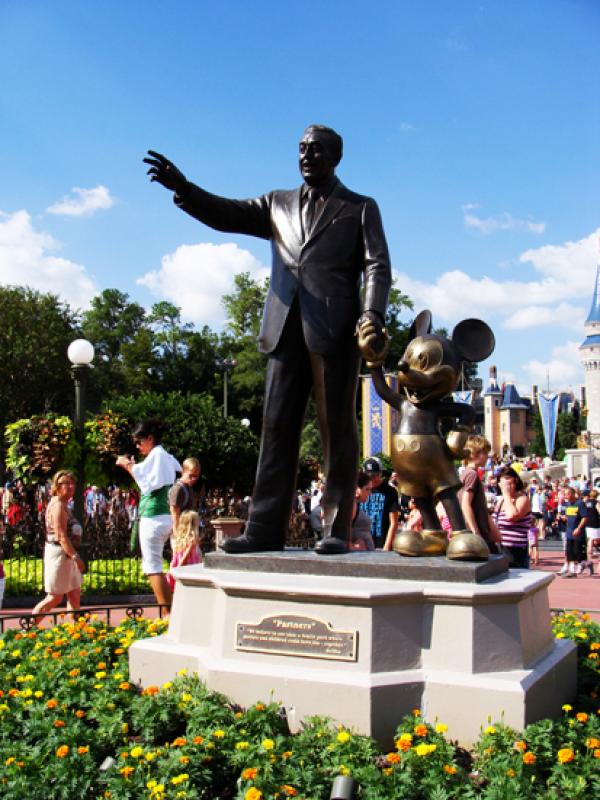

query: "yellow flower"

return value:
[556, 633, 565, 639]
[171, 773, 189, 785]
[56, 745, 70, 758]
[236, 741, 250, 750]
[95, 671, 106, 679]
[162, 681, 173, 690]
[130, 746, 144, 758]
[562, 704, 572, 712]
[181, 693, 192, 702]
[339, 765, 350, 775]
[337, 731, 351, 743]
[506, 768, 516, 777]
[484, 726, 496, 735]
[557, 748, 575, 763]
[34, 691, 43, 698]
[5, 757, 15, 765]
[245, 790, 262, 800]
[262, 738, 275, 750]
[212, 730, 225, 738]
[435, 723, 448, 734]
[414, 743, 437, 757]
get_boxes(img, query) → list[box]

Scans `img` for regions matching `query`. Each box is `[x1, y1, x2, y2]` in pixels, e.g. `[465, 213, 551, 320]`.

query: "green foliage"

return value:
[222, 271, 268, 339]
[107, 391, 259, 492]
[0, 286, 77, 463]
[5, 415, 73, 485]
[0, 610, 599, 798]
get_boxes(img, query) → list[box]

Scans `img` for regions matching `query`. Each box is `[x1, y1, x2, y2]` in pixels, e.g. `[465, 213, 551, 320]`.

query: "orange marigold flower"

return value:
[594, 749, 600, 759]
[54, 720, 66, 728]
[119, 682, 130, 690]
[281, 786, 298, 796]
[75, 710, 86, 718]
[523, 752, 536, 765]
[412, 708, 421, 716]
[414, 724, 428, 737]
[506, 768, 516, 778]
[514, 740, 527, 752]
[78, 747, 89, 755]
[586, 738, 600, 749]
[172, 737, 187, 747]
[576, 712, 589, 723]
[255, 703, 265, 711]
[557, 748, 575, 764]
[396, 735, 413, 752]
[56, 745, 69, 758]
[443, 764, 457, 775]
[69, 669, 80, 677]
[142, 685, 160, 696]
[114, 648, 124, 655]
[180, 756, 190, 764]
[120, 766, 134, 778]
[47, 699, 58, 709]
[242, 767, 258, 780]
[8, 689, 20, 697]
[193, 736, 204, 745]
[386, 752, 401, 764]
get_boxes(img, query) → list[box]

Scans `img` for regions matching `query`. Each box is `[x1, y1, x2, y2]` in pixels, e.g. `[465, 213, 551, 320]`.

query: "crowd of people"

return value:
[1, 419, 599, 619]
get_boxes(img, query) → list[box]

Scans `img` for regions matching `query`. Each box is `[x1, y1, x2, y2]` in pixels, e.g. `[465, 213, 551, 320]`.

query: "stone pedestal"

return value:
[129, 552, 576, 746]
[210, 517, 243, 548]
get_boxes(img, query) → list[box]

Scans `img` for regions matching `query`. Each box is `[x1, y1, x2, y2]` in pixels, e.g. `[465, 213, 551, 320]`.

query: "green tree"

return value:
[81, 289, 151, 402]
[0, 286, 78, 465]
[383, 283, 414, 369]
[219, 272, 269, 425]
[107, 391, 259, 492]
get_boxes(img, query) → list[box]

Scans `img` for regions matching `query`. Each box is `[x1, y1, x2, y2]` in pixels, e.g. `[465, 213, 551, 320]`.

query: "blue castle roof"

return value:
[500, 383, 527, 409]
[582, 334, 600, 348]
[586, 265, 600, 324]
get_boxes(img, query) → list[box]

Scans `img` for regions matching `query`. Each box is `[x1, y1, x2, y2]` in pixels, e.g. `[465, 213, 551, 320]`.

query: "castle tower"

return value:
[484, 366, 503, 454]
[580, 264, 600, 439]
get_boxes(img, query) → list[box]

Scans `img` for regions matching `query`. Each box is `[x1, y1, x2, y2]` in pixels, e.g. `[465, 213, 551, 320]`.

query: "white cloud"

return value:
[394, 227, 600, 327]
[47, 185, 116, 217]
[138, 241, 270, 329]
[520, 341, 583, 390]
[0, 209, 97, 308]
[462, 203, 546, 235]
[504, 302, 585, 331]
[399, 122, 417, 133]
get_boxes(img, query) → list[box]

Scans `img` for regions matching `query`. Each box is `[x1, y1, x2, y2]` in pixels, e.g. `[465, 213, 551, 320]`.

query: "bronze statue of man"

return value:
[144, 125, 391, 554]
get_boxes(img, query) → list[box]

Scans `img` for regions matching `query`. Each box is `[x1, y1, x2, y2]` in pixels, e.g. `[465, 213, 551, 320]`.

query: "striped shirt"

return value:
[494, 498, 532, 549]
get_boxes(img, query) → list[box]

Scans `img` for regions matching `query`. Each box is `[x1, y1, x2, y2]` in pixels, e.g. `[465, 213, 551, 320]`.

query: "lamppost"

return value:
[67, 338, 95, 524]
[215, 357, 237, 418]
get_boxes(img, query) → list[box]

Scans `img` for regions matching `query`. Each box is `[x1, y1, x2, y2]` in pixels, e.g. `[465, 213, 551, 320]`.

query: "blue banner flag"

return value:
[538, 392, 559, 458]
[453, 390, 473, 404]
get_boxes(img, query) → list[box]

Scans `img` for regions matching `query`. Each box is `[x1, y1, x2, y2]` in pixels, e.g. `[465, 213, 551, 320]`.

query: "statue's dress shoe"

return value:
[314, 536, 348, 555]
[220, 534, 284, 554]
[393, 529, 448, 557]
[446, 530, 490, 562]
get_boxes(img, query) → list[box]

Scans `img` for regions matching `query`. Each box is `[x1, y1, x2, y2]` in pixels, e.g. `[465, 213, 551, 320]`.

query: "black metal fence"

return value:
[1, 499, 316, 598]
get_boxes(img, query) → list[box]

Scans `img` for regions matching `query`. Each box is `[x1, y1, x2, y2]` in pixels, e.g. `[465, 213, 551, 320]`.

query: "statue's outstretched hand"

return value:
[144, 150, 187, 194]
[357, 315, 389, 368]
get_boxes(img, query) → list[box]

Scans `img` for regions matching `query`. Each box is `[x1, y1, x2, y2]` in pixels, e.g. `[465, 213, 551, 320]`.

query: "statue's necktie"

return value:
[303, 188, 320, 239]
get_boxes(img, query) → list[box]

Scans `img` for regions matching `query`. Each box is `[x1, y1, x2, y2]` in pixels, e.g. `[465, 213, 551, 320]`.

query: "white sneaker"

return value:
[558, 565, 569, 576]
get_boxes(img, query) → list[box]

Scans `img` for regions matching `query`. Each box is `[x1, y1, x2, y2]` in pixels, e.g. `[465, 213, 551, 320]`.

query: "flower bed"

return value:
[0, 611, 598, 799]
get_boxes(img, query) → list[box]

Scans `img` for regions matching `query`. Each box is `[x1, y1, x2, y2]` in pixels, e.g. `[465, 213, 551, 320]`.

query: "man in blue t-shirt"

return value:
[560, 487, 588, 578]
[359, 457, 399, 550]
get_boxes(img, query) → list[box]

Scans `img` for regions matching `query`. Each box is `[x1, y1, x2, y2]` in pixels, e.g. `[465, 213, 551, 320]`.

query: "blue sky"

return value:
[1, 0, 598, 395]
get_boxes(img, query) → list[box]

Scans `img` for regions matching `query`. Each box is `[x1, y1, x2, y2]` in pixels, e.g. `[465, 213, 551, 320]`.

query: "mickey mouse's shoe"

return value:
[446, 531, 489, 561]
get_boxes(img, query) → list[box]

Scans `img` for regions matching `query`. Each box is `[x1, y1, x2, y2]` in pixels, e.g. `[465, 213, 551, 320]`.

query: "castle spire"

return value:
[585, 264, 600, 325]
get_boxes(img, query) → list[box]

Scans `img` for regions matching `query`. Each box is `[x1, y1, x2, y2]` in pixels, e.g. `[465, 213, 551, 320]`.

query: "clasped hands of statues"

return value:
[144, 150, 389, 357]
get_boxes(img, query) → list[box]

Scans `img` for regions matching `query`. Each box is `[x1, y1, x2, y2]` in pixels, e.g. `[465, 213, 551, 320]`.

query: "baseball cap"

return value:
[363, 457, 382, 475]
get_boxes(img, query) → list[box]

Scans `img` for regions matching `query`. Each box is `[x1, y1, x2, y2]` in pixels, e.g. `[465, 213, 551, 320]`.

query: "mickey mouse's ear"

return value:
[452, 319, 495, 362]
[409, 310, 432, 339]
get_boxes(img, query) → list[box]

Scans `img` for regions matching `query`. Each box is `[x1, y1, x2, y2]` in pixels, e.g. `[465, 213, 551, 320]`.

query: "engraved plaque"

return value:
[236, 614, 357, 661]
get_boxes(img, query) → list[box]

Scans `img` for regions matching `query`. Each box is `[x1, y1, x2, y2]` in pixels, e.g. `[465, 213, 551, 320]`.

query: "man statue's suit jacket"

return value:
[175, 177, 391, 354]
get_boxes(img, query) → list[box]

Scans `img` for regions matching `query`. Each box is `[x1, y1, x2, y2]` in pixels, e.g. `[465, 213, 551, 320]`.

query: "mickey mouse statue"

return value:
[358, 310, 495, 561]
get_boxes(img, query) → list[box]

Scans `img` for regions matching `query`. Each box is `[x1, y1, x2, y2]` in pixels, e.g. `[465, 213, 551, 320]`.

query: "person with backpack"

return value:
[169, 457, 201, 533]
